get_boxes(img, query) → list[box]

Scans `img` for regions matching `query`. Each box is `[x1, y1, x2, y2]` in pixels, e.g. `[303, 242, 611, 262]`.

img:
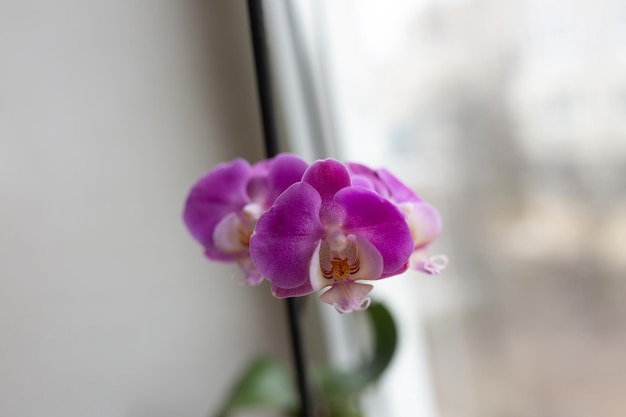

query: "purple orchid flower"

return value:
[183, 154, 308, 285]
[347, 162, 448, 275]
[249, 159, 415, 313]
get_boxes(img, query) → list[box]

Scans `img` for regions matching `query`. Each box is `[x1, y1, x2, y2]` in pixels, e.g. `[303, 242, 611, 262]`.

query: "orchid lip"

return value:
[320, 237, 360, 281]
[319, 281, 374, 313]
[310, 233, 384, 297]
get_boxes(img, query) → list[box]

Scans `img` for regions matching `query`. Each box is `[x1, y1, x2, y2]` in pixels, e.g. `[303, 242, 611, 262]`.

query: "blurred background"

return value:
[1, 1, 625, 417]
[283, 1, 626, 417]
[0, 2, 295, 416]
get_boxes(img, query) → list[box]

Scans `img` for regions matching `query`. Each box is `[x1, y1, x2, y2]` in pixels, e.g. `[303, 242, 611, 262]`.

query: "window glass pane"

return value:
[310, 1, 626, 416]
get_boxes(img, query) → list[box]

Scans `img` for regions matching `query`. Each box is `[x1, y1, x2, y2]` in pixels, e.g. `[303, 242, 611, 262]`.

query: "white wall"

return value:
[0, 2, 291, 416]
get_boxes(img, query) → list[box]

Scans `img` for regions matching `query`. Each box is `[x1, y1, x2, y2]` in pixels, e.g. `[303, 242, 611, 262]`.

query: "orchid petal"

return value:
[380, 261, 409, 279]
[346, 162, 391, 197]
[309, 241, 331, 291]
[303, 159, 352, 200]
[203, 247, 239, 263]
[265, 153, 309, 204]
[246, 176, 270, 204]
[250, 158, 272, 176]
[376, 168, 422, 203]
[246, 154, 307, 205]
[350, 175, 377, 192]
[350, 235, 383, 281]
[236, 257, 264, 285]
[271, 280, 314, 298]
[250, 182, 325, 289]
[183, 159, 250, 249]
[335, 187, 413, 276]
[411, 250, 448, 275]
[319, 281, 374, 314]
[303, 159, 351, 226]
[345, 162, 374, 177]
[402, 201, 442, 247]
[211, 212, 248, 257]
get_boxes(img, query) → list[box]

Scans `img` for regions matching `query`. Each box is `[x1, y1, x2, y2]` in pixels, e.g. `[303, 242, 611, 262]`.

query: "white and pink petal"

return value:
[319, 281, 374, 314]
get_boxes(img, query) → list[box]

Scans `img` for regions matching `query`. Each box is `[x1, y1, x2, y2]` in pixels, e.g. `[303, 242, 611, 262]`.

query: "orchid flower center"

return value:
[238, 203, 263, 247]
[320, 232, 361, 281]
[238, 227, 252, 246]
[330, 258, 351, 279]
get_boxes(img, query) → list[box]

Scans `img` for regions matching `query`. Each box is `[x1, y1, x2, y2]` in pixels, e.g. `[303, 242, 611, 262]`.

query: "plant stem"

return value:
[246, 0, 279, 159]
[246, 1, 314, 416]
[285, 298, 314, 417]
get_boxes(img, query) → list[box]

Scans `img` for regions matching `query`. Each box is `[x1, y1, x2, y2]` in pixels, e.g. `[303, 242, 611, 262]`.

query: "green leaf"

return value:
[215, 356, 297, 417]
[315, 301, 398, 414]
[359, 301, 397, 382]
[214, 302, 398, 417]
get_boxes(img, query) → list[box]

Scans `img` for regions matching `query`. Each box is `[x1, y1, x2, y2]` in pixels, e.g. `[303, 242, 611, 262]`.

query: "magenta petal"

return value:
[236, 257, 264, 285]
[303, 159, 351, 225]
[302, 159, 351, 226]
[271, 280, 314, 298]
[335, 187, 413, 275]
[350, 175, 376, 192]
[376, 168, 422, 203]
[183, 159, 251, 249]
[203, 247, 239, 263]
[345, 162, 374, 177]
[346, 162, 390, 198]
[303, 159, 351, 199]
[380, 261, 409, 279]
[265, 153, 309, 204]
[249, 182, 325, 289]
[246, 176, 270, 204]
[250, 158, 272, 176]
[247, 154, 308, 205]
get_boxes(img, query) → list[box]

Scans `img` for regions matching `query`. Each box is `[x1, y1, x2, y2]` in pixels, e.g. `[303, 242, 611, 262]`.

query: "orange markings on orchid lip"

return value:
[330, 258, 350, 279]
[322, 252, 360, 280]
[320, 238, 361, 280]
[238, 227, 251, 246]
